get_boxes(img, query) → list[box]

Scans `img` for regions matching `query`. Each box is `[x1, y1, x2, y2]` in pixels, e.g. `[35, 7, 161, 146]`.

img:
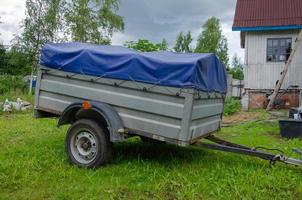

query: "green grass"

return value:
[0, 111, 302, 200]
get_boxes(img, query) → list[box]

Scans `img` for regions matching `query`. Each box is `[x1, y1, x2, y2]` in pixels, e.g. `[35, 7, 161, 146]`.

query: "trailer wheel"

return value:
[65, 119, 113, 168]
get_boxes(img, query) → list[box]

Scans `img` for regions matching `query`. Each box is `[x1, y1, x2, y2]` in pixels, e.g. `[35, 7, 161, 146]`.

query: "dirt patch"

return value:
[222, 111, 263, 124]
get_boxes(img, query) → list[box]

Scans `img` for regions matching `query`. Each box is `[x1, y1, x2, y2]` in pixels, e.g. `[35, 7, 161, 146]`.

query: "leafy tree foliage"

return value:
[173, 31, 193, 53]
[125, 39, 168, 52]
[0, 44, 6, 68]
[0, 44, 31, 75]
[6, 48, 32, 75]
[195, 17, 229, 67]
[65, 0, 124, 44]
[159, 38, 168, 51]
[16, 0, 64, 74]
[44, 0, 65, 42]
[6, 0, 124, 76]
[229, 54, 244, 80]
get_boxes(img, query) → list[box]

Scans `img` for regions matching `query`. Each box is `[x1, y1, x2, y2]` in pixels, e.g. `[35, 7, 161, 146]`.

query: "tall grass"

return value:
[0, 75, 28, 94]
[0, 76, 33, 115]
[224, 97, 241, 116]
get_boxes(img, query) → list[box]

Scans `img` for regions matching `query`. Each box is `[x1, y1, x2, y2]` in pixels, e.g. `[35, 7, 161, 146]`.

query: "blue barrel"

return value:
[28, 79, 37, 88]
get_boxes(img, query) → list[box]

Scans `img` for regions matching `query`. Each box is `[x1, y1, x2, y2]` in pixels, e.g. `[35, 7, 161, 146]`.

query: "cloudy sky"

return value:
[0, 0, 244, 61]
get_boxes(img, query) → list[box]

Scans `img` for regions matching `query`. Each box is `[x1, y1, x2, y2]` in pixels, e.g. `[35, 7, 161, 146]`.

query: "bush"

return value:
[224, 97, 241, 116]
[0, 75, 28, 94]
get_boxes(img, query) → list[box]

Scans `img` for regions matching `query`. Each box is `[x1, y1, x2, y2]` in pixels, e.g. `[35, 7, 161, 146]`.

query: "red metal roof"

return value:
[233, 0, 302, 29]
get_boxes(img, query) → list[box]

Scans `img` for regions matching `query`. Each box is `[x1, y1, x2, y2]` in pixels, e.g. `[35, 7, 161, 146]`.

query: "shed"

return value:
[233, 0, 302, 109]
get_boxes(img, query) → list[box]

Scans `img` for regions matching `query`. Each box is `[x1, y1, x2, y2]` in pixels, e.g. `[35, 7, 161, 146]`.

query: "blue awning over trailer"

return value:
[40, 42, 227, 94]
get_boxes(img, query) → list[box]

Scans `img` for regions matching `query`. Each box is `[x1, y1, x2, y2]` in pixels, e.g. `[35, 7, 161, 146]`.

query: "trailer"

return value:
[35, 43, 302, 168]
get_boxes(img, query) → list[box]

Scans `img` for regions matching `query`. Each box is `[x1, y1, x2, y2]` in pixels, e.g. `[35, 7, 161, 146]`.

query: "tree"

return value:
[6, 0, 124, 79]
[174, 32, 183, 52]
[229, 54, 244, 80]
[173, 31, 193, 53]
[158, 38, 168, 51]
[64, 0, 124, 44]
[195, 17, 229, 67]
[124, 39, 166, 52]
[3, 48, 32, 75]
[19, 0, 63, 67]
[16, 0, 65, 92]
[44, 0, 65, 42]
[0, 43, 32, 75]
[0, 44, 7, 68]
[16, 0, 124, 67]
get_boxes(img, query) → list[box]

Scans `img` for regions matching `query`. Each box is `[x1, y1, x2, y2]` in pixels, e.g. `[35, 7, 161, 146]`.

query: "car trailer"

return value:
[35, 43, 302, 168]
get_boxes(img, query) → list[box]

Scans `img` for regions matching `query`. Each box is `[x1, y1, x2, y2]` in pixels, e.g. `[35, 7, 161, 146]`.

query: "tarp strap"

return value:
[43, 68, 197, 96]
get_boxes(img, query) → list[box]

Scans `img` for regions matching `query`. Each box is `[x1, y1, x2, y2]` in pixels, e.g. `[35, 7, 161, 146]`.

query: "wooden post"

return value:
[29, 70, 34, 94]
[266, 30, 302, 111]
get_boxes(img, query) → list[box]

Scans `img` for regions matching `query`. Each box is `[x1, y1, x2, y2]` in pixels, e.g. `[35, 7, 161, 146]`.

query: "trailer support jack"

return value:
[195, 135, 302, 167]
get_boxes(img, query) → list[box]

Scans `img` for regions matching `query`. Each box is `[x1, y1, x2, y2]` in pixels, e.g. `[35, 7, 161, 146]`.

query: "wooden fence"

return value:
[227, 74, 244, 98]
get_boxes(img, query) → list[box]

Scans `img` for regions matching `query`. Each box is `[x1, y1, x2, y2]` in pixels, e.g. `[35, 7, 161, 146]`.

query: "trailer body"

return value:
[35, 66, 225, 146]
[34, 43, 302, 169]
[34, 42, 229, 167]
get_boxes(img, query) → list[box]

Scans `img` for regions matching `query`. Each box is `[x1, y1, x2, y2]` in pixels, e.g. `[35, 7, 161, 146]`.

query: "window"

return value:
[267, 38, 292, 62]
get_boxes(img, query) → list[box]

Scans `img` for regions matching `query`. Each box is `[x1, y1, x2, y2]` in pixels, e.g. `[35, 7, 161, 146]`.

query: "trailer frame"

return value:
[197, 135, 302, 167]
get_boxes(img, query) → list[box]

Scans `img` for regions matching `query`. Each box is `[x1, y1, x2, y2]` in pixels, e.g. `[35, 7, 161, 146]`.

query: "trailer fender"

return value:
[58, 101, 125, 142]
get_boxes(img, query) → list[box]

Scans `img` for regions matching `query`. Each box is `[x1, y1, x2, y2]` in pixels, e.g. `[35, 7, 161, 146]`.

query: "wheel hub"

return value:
[72, 131, 97, 163]
[82, 142, 90, 150]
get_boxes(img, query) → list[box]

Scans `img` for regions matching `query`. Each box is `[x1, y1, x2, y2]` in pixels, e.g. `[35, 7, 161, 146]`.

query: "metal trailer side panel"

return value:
[189, 96, 224, 142]
[36, 68, 185, 141]
[35, 67, 224, 145]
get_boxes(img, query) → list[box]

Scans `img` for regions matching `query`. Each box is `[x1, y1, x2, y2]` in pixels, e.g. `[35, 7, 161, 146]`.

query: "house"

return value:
[233, 0, 302, 109]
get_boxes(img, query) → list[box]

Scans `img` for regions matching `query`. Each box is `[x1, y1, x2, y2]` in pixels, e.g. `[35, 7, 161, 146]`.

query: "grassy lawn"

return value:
[0, 109, 302, 200]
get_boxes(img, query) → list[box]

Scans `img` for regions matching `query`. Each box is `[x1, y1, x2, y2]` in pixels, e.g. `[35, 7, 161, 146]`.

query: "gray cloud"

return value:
[112, 0, 243, 60]
[1, 22, 20, 32]
[0, 11, 8, 15]
[0, 0, 26, 44]
[0, 0, 243, 61]
[117, 0, 237, 39]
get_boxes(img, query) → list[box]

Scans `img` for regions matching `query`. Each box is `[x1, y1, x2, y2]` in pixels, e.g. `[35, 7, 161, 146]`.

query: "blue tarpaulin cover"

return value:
[40, 42, 227, 94]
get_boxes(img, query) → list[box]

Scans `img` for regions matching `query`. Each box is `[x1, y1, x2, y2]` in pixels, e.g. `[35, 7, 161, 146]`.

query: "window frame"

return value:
[266, 37, 292, 63]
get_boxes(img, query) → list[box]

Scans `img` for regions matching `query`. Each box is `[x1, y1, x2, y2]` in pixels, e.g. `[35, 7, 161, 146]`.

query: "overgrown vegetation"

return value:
[224, 97, 241, 116]
[229, 54, 244, 80]
[124, 39, 168, 52]
[0, 75, 28, 94]
[0, 45, 32, 76]
[0, 111, 301, 199]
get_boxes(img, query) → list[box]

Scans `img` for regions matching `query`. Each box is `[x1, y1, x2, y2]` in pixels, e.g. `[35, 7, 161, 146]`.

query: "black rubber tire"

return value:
[65, 119, 113, 168]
